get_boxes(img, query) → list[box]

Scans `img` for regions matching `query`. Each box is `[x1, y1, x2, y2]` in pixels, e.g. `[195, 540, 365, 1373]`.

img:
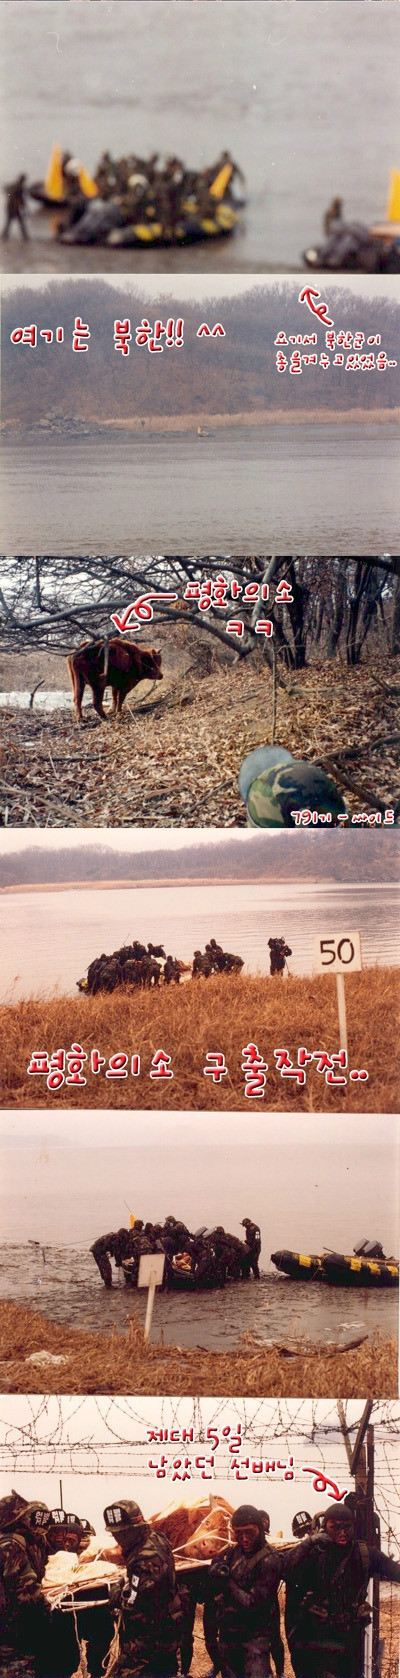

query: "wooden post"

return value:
[138, 1253, 165, 1342]
[144, 1270, 157, 1343]
[367, 1425, 381, 1678]
[336, 973, 348, 1055]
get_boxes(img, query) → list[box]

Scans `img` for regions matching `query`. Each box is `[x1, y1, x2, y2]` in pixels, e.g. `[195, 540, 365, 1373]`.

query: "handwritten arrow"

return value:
[298, 286, 334, 328]
[302, 1468, 348, 1500]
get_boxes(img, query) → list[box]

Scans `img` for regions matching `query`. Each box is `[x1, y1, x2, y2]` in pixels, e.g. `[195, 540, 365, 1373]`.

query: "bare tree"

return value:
[0, 556, 397, 674]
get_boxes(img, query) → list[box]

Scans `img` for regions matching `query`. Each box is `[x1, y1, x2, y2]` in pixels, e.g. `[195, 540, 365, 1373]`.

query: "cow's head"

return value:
[141, 647, 163, 681]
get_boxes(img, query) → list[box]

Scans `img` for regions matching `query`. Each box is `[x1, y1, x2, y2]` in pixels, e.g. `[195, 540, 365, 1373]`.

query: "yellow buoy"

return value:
[210, 162, 233, 201]
[78, 163, 98, 199]
[386, 168, 400, 223]
[44, 144, 65, 202]
[44, 145, 98, 201]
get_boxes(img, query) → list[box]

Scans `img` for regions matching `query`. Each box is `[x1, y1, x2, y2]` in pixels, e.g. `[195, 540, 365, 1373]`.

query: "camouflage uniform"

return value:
[241, 1220, 262, 1279]
[104, 1501, 182, 1678]
[284, 1511, 400, 1678]
[245, 760, 347, 828]
[0, 1497, 50, 1678]
[208, 1507, 281, 1678]
[245, 758, 344, 828]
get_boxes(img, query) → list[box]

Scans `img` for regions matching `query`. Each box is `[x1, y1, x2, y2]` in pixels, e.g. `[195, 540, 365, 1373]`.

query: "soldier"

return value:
[44, 1510, 93, 1555]
[268, 938, 292, 977]
[0, 1494, 51, 1677]
[103, 1500, 182, 1678]
[163, 956, 181, 985]
[123, 1227, 154, 1286]
[188, 1235, 220, 1289]
[156, 156, 185, 239]
[161, 1217, 191, 1255]
[241, 1219, 262, 1279]
[95, 151, 117, 198]
[207, 1504, 281, 1678]
[90, 1229, 130, 1287]
[323, 197, 344, 238]
[2, 175, 29, 240]
[284, 1502, 400, 1678]
[205, 940, 225, 971]
[193, 950, 213, 978]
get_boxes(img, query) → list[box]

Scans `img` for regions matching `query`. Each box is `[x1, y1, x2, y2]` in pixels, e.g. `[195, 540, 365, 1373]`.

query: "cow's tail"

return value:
[66, 651, 76, 692]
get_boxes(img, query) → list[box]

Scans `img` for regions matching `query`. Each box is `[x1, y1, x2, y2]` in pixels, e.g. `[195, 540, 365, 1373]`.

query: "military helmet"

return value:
[239, 747, 347, 828]
[232, 1505, 264, 1534]
[259, 1509, 270, 1533]
[0, 1494, 48, 1530]
[104, 1500, 143, 1531]
[24, 1503, 49, 1531]
[241, 1219, 252, 1227]
[46, 1509, 85, 1534]
[292, 1510, 312, 1537]
[0, 1492, 29, 1529]
[322, 1503, 354, 1529]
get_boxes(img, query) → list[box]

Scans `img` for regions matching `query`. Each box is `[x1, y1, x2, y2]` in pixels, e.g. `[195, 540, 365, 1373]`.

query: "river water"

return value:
[0, 1140, 397, 1348]
[2, 425, 399, 553]
[1, 881, 398, 1001]
[0, 2, 399, 273]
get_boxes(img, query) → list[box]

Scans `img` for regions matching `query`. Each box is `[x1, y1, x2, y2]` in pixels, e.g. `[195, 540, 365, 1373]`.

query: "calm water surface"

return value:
[1, 3, 399, 272]
[0, 1141, 397, 1348]
[1, 882, 398, 1000]
[3, 426, 399, 553]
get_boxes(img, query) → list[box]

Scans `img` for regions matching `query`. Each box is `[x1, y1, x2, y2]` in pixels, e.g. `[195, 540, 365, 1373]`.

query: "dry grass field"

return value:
[0, 1304, 396, 1397]
[1, 968, 398, 1111]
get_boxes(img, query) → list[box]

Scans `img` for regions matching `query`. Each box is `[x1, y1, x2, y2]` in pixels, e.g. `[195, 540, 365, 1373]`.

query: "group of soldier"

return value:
[91, 1215, 262, 1291]
[0, 1493, 94, 1677]
[2, 149, 243, 244]
[1, 1490, 400, 1678]
[79, 933, 293, 993]
[79, 937, 244, 995]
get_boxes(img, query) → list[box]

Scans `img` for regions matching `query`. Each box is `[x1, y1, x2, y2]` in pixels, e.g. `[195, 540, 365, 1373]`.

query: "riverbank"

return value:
[1, 968, 398, 1111]
[2, 408, 400, 438]
[0, 1303, 396, 1396]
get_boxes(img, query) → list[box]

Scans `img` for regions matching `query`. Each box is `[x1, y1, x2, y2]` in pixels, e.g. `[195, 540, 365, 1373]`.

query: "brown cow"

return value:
[66, 637, 163, 721]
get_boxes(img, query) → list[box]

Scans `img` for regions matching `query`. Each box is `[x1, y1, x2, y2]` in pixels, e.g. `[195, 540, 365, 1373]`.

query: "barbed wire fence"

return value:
[0, 1398, 399, 1555]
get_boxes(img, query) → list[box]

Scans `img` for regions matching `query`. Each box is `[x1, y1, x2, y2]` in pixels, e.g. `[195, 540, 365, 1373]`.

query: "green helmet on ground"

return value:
[239, 747, 347, 828]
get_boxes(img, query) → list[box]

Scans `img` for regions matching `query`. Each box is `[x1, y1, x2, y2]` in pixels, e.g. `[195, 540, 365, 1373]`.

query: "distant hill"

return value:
[1, 832, 398, 887]
[3, 280, 399, 426]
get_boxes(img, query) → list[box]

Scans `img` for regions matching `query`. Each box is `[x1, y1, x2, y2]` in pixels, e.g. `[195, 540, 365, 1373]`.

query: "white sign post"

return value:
[313, 931, 362, 1055]
[137, 1252, 165, 1343]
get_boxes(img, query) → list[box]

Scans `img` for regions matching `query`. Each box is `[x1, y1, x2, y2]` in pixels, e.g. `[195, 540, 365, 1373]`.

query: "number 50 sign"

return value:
[314, 930, 363, 1053]
[314, 931, 362, 975]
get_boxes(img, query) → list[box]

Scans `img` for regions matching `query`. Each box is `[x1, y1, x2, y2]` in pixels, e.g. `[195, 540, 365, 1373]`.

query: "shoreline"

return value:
[2, 407, 400, 438]
[1, 875, 317, 893]
[0, 1302, 396, 1397]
